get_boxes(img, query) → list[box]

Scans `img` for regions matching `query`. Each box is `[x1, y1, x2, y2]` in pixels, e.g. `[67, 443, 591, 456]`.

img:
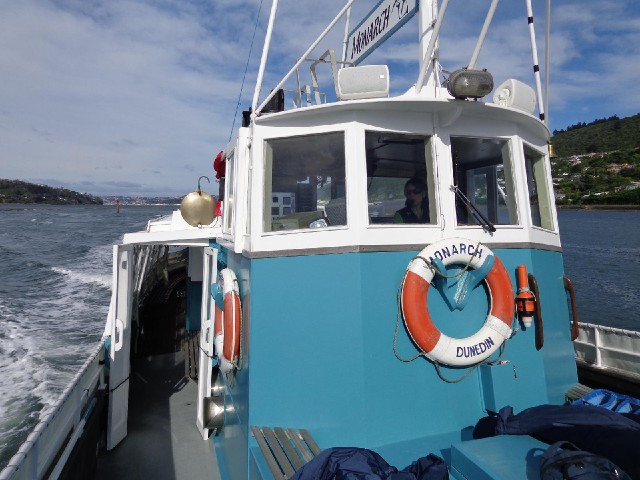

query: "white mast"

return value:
[252, 0, 280, 116]
[416, 0, 449, 95]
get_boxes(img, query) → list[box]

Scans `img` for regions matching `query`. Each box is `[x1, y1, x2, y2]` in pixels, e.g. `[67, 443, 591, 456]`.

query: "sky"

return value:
[1, 0, 639, 197]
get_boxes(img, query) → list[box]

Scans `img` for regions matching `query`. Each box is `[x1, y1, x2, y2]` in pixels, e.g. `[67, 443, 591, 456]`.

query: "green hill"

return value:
[550, 114, 640, 205]
[552, 114, 640, 156]
[0, 179, 103, 205]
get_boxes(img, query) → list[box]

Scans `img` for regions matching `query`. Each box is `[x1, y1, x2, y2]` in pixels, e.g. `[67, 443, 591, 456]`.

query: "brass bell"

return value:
[180, 176, 217, 227]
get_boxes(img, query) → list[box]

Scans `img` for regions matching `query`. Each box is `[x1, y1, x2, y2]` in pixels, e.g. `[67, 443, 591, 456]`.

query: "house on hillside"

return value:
[607, 163, 632, 173]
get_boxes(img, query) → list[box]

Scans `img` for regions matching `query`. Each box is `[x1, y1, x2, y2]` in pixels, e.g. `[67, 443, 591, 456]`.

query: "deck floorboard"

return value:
[96, 352, 220, 480]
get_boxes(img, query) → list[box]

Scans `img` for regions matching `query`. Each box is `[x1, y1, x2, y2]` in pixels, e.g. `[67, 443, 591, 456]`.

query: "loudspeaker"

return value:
[492, 79, 536, 115]
[337, 65, 390, 101]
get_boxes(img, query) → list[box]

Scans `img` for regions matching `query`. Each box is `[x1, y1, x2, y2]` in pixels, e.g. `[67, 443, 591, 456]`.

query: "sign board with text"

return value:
[345, 0, 418, 65]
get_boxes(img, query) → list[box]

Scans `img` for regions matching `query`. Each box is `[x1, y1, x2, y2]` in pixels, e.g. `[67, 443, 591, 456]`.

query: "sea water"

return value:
[0, 205, 638, 469]
[0, 204, 175, 470]
[559, 209, 640, 332]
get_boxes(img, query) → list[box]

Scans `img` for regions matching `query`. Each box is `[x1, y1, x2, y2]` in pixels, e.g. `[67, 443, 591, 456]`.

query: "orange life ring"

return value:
[401, 238, 514, 366]
[213, 268, 241, 374]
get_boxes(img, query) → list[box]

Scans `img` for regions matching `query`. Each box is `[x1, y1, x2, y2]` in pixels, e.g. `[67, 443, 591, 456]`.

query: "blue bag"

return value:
[573, 389, 640, 415]
[540, 441, 631, 480]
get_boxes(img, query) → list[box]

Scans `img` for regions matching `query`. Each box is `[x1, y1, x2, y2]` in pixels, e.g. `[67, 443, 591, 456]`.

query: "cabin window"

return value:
[365, 132, 436, 225]
[524, 144, 554, 230]
[451, 136, 518, 226]
[263, 132, 346, 232]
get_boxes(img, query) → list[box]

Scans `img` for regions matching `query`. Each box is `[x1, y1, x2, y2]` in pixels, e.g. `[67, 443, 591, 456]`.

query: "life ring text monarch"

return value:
[400, 238, 514, 367]
[212, 268, 241, 374]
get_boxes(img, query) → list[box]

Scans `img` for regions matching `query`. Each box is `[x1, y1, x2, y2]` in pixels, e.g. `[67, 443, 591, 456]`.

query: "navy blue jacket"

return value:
[290, 447, 448, 480]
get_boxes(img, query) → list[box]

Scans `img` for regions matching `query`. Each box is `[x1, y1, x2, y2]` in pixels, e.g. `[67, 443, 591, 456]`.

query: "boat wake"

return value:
[51, 266, 112, 289]
[0, 246, 112, 469]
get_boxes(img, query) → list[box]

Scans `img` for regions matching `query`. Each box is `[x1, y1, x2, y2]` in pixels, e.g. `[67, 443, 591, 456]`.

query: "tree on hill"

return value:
[0, 179, 103, 205]
[550, 114, 640, 206]
[551, 113, 640, 157]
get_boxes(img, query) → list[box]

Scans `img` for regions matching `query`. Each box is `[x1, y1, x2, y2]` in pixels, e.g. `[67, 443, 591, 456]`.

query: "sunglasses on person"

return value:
[405, 188, 424, 196]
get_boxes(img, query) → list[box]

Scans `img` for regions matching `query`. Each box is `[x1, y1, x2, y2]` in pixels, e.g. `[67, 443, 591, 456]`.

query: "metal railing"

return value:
[0, 342, 105, 480]
[574, 322, 640, 379]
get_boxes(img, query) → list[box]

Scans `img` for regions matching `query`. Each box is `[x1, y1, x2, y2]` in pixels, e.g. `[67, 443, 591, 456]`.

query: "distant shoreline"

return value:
[557, 204, 640, 211]
[0, 203, 179, 207]
[3, 202, 637, 211]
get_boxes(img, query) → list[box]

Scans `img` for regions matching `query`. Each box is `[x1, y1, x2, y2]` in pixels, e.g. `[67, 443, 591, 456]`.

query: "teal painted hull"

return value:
[213, 247, 578, 478]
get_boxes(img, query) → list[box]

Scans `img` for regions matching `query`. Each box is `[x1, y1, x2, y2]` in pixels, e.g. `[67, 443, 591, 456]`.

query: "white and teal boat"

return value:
[3, 1, 639, 479]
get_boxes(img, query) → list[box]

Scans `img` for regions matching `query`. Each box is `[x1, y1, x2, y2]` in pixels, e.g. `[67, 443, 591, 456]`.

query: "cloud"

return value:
[0, 0, 639, 197]
[548, 1, 640, 127]
[0, 0, 241, 196]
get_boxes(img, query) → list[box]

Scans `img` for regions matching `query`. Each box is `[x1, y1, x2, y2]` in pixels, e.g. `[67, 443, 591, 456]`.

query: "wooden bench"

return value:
[565, 383, 593, 403]
[251, 426, 321, 480]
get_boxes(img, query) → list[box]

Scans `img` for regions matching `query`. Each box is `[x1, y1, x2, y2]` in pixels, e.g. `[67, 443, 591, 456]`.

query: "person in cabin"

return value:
[394, 178, 430, 223]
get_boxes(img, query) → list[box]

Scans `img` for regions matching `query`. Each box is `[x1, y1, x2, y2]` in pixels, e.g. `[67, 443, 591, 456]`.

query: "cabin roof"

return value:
[254, 93, 549, 140]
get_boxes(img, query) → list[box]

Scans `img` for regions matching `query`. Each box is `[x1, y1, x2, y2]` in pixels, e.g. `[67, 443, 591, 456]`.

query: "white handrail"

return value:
[0, 343, 105, 480]
[254, 0, 356, 118]
[415, 0, 450, 93]
[341, 5, 353, 64]
[525, 0, 545, 121]
[252, 0, 280, 115]
[574, 322, 640, 373]
[468, 0, 500, 70]
[544, 0, 551, 126]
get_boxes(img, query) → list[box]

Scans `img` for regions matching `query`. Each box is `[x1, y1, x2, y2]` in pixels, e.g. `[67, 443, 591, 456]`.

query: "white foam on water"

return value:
[0, 302, 47, 444]
[0, 255, 112, 456]
[50, 243, 115, 290]
[1, 205, 179, 467]
[51, 266, 111, 289]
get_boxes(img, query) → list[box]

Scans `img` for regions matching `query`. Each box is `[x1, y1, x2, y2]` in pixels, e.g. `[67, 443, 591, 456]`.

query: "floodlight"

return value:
[446, 69, 494, 99]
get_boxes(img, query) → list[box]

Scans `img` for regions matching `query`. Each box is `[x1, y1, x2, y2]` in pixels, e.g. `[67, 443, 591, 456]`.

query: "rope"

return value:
[395, 244, 514, 383]
[196, 318, 215, 359]
[109, 376, 130, 393]
[228, 0, 265, 141]
[409, 239, 483, 279]
[395, 281, 513, 382]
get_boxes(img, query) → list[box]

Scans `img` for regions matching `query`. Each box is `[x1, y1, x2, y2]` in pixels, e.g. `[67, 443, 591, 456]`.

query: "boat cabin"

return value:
[109, 1, 580, 479]
[3, 2, 636, 480]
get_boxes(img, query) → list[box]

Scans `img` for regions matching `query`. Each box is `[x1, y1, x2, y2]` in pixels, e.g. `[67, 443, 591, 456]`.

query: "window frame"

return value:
[523, 141, 556, 232]
[450, 135, 520, 228]
[261, 130, 348, 235]
[222, 150, 235, 236]
[364, 130, 438, 227]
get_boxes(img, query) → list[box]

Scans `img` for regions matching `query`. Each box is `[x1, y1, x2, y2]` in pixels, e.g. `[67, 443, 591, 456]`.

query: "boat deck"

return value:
[96, 352, 220, 480]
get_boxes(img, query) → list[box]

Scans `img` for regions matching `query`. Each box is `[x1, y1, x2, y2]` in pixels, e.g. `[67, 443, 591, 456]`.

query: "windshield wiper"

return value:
[450, 185, 496, 233]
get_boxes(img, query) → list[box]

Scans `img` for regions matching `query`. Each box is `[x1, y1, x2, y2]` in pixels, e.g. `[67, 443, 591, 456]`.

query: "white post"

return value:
[594, 326, 602, 368]
[525, 0, 545, 122]
[255, 0, 356, 115]
[416, 0, 450, 94]
[252, 0, 280, 115]
[544, 0, 551, 126]
[468, 0, 500, 70]
[341, 5, 352, 65]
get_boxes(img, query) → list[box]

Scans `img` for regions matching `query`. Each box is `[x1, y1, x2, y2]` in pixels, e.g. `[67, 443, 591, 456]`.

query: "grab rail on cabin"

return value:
[563, 275, 580, 341]
[527, 273, 544, 350]
[0, 342, 105, 480]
